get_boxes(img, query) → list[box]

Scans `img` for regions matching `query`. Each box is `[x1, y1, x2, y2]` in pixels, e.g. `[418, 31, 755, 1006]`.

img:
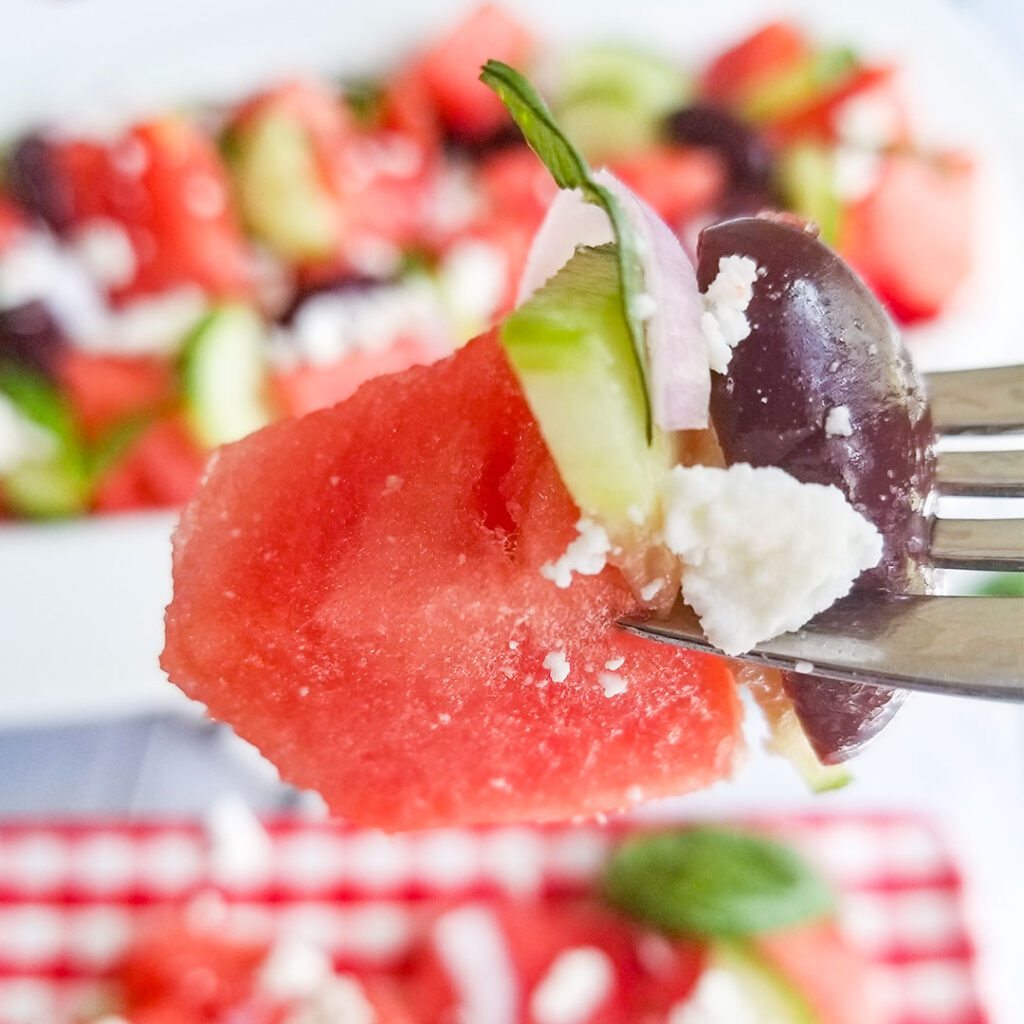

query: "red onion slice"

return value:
[516, 170, 710, 431]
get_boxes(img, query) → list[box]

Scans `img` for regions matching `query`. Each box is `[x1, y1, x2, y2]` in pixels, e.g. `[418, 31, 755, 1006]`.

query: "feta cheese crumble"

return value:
[259, 937, 333, 1001]
[825, 405, 854, 437]
[69, 219, 137, 288]
[530, 946, 615, 1024]
[543, 649, 570, 683]
[284, 975, 377, 1024]
[599, 672, 627, 698]
[661, 463, 882, 656]
[540, 518, 612, 588]
[604, 656, 625, 671]
[700, 255, 759, 373]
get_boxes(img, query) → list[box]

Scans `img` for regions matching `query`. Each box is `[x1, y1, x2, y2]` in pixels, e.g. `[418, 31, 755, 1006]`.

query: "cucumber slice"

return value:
[3, 459, 88, 517]
[777, 143, 843, 247]
[554, 45, 691, 160]
[0, 364, 89, 517]
[500, 245, 675, 538]
[708, 940, 820, 1024]
[181, 305, 272, 448]
[230, 111, 337, 261]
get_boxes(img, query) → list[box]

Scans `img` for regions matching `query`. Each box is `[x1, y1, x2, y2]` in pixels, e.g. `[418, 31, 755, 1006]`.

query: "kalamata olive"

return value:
[277, 274, 379, 326]
[696, 216, 936, 763]
[0, 301, 66, 379]
[5, 136, 73, 233]
[665, 104, 776, 195]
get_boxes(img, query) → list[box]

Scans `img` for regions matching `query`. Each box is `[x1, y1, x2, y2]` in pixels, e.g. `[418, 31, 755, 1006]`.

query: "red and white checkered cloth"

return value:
[0, 813, 988, 1024]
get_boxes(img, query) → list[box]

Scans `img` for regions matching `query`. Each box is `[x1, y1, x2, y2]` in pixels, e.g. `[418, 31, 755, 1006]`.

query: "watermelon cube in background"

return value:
[412, 4, 536, 142]
[52, 119, 253, 303]
[91, 418, 207, 513]
[228, 79, 436, 275]
[57, 350, 175, 440]
[700, 22, 810, 109]
[841, 151, 975, 324]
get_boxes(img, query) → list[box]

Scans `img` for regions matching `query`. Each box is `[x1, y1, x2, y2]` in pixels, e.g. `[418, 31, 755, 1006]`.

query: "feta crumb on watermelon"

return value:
[661, 463, 882, 656]
[540, 517, 612, 588]
[599, 673, 628, 698]
[543, 649, 571, 683]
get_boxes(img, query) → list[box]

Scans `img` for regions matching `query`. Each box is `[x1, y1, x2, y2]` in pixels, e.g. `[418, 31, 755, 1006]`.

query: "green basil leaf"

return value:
[602, 827, 835, 937]
[479, 59, 652, 442]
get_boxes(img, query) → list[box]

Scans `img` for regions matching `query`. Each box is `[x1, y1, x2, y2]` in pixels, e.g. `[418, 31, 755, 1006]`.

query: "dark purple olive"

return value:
[696, 216, 936, 763]
[277, 274, 380, 327]
[5, 136, 73, 233]
[0, 301, 67, 379]
[665, 104, 776, 195]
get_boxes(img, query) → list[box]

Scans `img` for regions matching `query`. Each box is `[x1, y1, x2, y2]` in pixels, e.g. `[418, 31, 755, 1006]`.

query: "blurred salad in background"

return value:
[0, 5, 974, 521]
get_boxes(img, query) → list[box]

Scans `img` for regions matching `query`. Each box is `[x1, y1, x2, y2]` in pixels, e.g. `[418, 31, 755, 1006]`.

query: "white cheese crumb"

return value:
[599, 673, 627, 698]
[661, 463, 882, 656]
[283, 974, 377, 1024]
[794, 660, 816, 674]
[432, 906, 517, 1024]
[540, 518, 612, 588]
[825, 405, 854, 437]
[439, 238, 508, 331]
[69, 219, 137, 288]
[0, 392, 59, 473]
[259, 937, 333, 1001]
[530, 946, 615, 1024]
[543, 650, 570, 684]
[604, 656, 625, 671]
[700, 255, 759, 374]
[833, 146, 883, 202]
[668, 966, 764, 1024]
[89, 285, 208, 355]
[269, 277, 453, 370]
[639, 576, 665, 602]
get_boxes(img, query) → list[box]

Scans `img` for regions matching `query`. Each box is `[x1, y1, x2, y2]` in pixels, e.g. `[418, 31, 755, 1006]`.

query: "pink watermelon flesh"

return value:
[162, 332, 741, 830]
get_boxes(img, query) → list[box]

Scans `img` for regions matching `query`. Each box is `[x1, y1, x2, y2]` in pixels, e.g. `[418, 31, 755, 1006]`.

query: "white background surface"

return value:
[0, 1, 1021, 1021]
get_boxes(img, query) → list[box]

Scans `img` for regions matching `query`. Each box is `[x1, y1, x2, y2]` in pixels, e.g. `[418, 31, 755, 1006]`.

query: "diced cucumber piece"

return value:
[230, 111, 337, 261]
[0, 364, 89, 517]
[554, 45, 691, 160]
[709, 939, 820, 1024]
[180, 305, 272, 448]
[3, 459, 88, 518]
[500, 245, 674, 537]
[777, 143, 842, 247]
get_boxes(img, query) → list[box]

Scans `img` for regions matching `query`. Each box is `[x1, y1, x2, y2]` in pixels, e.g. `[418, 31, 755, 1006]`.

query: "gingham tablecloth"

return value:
[0, 813, 989, 1024]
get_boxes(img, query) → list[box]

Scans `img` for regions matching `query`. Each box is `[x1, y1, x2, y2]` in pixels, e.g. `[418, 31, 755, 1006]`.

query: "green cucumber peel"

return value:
[480, 59, 652, 442]
[602, 827, 835, 938]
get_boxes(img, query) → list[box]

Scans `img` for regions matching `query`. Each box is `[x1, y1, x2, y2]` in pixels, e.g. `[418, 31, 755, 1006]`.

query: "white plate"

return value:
[8, 0, 1020, 724]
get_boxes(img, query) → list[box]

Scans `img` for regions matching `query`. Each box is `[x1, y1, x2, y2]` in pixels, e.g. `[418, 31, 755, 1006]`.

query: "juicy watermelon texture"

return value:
[162, 332, 740, 830]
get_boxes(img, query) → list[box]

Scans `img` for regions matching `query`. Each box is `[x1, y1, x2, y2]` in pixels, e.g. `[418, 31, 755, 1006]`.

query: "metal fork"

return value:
[620, 364, 1024, 701]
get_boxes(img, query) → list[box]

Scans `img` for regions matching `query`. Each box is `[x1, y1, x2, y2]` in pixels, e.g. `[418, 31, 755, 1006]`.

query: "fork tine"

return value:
[930, 518, 1024, 571]
[925, 365, 1024, 435]
[619, 593, 1024, 700]
[936, 449, 1024, 497]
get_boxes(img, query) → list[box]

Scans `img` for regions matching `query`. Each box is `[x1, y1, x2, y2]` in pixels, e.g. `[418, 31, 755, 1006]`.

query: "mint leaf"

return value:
[602, 828, 835, 937]
[480, 60, 652, 442]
